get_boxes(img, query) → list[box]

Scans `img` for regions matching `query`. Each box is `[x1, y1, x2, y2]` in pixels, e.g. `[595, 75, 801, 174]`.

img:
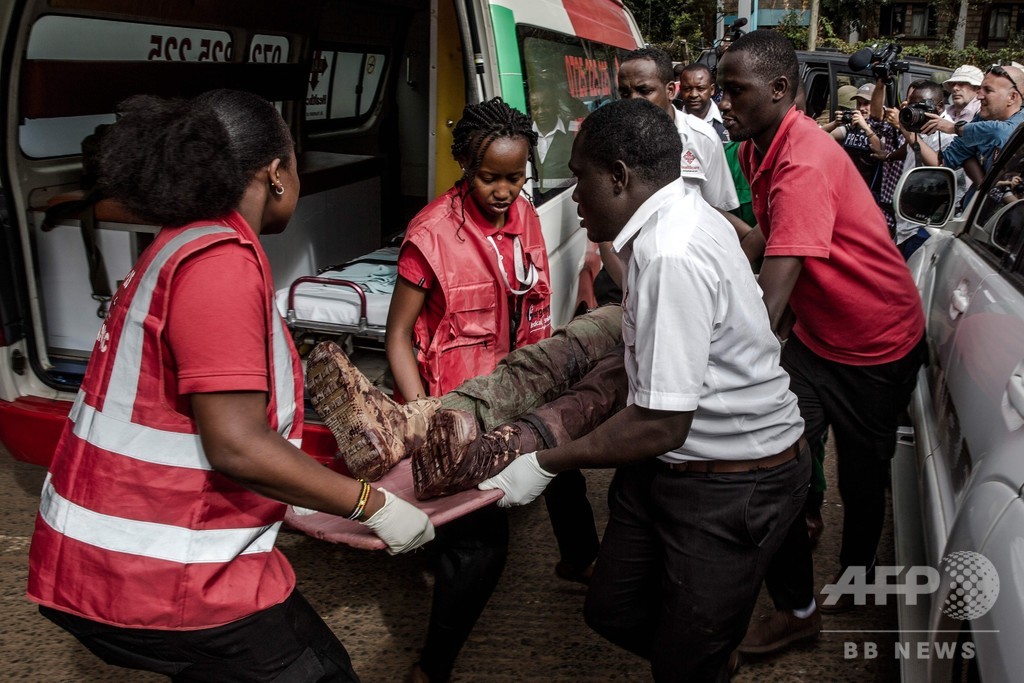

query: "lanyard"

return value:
[486, 234, 538, 295]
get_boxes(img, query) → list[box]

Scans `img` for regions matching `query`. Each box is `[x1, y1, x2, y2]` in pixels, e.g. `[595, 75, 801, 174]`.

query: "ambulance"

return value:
[0, 0, 644, 466]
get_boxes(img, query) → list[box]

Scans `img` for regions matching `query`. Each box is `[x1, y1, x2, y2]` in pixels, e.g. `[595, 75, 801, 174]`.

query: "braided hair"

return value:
[449, 97, 538, 236]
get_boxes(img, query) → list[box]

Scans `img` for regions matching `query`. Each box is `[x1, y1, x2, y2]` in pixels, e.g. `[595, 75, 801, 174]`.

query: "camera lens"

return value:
[899, 106, 926, 131]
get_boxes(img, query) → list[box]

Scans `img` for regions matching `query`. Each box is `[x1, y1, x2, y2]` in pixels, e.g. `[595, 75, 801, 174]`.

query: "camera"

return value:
[848, 43, 910, 83]
[899, 98, 937, 132]
[841, 110, 855, 125]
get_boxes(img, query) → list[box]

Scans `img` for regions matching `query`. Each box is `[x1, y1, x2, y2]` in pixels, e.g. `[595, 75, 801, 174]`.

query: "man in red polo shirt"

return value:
[716, 30, 926, 655]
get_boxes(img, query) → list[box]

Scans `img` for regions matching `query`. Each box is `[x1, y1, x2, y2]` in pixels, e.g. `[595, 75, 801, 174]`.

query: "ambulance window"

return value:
[518, 27, 626, 204]
[305, 50, 387, 122]
[19, 16, 290, 159]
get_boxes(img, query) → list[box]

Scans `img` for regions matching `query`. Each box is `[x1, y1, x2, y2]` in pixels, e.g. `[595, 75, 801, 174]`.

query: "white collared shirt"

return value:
[673, 108, 740, 211]
[952, 97, 981, 124]
[703, 100, 724, 127]
[612, 179, 804, 461]
[533, 117, 567, 163]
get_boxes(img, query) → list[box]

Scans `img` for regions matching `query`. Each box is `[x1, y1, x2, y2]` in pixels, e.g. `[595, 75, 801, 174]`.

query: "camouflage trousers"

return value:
[441, 304, 627, 447]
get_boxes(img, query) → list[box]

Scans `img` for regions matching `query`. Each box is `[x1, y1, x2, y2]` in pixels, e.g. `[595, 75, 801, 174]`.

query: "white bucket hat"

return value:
[943, 65, 984, 87]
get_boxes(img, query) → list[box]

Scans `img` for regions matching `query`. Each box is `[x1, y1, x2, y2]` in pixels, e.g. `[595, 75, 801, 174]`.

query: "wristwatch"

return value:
[954, 120, 966, 135]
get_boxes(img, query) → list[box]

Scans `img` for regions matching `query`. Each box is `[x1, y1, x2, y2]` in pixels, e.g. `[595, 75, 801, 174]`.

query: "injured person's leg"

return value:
[306, 341, 440, 481]
[306, 305, 623, 488]
[413, 410, 546, 499]
[414, 346, 628, 499]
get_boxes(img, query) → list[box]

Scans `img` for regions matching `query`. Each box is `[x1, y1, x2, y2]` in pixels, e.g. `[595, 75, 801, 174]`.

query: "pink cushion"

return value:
[284, 459, 504, 550]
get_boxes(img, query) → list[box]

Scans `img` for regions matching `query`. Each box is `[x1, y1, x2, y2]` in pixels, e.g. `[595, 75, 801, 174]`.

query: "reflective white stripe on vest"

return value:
[69, 386, 302, 469]
[40, 474, 280, 563]
[68, 225, 302, 469]
[271, 313, 295, 438]
[72, 400, 211, 469]
[104, 226, 235, 421]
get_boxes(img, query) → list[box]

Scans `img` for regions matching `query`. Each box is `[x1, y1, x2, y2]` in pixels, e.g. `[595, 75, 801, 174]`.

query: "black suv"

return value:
[697, 46, 950, 120]
[798, 49, 951, 123]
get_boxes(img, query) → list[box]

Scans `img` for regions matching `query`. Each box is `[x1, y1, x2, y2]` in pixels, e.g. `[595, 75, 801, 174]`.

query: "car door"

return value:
[920, 129, 1024, 676]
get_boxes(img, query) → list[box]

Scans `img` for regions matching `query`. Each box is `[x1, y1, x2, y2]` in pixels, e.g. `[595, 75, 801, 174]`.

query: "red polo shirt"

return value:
[741, 107, 924, 365]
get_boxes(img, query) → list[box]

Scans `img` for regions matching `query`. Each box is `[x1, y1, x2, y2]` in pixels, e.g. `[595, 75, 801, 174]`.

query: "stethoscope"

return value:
[486, 234, 538, 295]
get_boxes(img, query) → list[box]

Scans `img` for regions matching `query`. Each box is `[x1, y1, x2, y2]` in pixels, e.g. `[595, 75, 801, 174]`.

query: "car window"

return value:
[19, 15, 291, 158]
[304, 49, 387, 123]
[518, 26, 628, 205]
[970, 139, 1024, 267]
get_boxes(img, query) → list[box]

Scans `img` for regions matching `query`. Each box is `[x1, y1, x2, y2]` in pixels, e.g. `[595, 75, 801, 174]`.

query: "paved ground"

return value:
[1, 437, 901, 682]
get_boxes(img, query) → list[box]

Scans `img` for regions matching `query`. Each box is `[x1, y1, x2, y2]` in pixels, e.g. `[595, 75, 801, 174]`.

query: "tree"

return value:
[622, 0, 720, 46]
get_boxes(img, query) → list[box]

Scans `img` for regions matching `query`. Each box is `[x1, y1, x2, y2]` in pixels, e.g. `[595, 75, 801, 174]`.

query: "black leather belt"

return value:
[664, 438, 806, 474]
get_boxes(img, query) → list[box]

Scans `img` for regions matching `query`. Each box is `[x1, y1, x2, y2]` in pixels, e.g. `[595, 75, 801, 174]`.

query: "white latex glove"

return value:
[477, 452, 555, 508]
[361, 488, 435, 555]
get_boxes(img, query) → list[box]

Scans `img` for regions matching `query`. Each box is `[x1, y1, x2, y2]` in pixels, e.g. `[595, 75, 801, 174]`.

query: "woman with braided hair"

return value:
[380, 97, 598, 682]
[386, 96, 551, 401]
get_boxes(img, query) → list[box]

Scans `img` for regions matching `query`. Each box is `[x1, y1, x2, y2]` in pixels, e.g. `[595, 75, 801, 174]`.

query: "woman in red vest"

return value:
[384, 98, 597, 683]
[27, 90, 433, 682]
[386, 97, 552, 399]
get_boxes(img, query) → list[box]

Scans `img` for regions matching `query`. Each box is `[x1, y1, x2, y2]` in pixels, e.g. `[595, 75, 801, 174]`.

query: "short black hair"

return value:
[621, 47, 674, 85]
[910, 80, 944, 104]
[98, 89, 292, 226]
[577, 99, 681, 187]
[678, 63, 714, 82]
[727, 30, 799, 102]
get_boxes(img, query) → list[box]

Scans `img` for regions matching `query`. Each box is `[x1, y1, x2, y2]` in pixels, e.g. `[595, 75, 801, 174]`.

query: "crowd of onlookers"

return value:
[678, 57, 1024, 263]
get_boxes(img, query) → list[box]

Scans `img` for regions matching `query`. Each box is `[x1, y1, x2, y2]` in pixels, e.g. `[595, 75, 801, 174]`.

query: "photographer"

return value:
[819, 82, 892, 188]
[917, 64, 1024, 189]
[880, 80, 958, 259]
[913, 65, 983, 135]
[825, 80, 899, 214]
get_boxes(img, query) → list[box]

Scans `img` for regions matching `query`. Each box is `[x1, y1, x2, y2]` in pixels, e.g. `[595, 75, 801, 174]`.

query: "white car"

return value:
[891, 133, 1024, 682]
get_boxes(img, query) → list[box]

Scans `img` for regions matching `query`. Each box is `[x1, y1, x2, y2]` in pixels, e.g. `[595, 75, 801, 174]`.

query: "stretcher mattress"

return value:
[285, 459, 504, 550]
[275, 247, 398, 329]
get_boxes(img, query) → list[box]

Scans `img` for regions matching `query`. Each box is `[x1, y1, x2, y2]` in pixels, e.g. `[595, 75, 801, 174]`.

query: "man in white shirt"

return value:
[529, 85, 574, 193]
[617, 48, 738, 211]
[676, 61, 757, 226]
[599, 48, 740, 287]
[477, 98, 808, 682]
[675, 61, 728, 141]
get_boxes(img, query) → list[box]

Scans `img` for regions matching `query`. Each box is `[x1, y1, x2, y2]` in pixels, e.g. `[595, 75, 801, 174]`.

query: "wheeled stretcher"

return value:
[275, 246, 399, 341]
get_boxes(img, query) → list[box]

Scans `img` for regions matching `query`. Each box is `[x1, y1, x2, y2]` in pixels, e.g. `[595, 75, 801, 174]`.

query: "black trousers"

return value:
[584, 447, 809, 683]
[418, 505, 509, 682]
[40, 590, 359, 682]
[544, 469, 600, 571]
[764, 335, 925, 610]
[417, 467, 598, 683]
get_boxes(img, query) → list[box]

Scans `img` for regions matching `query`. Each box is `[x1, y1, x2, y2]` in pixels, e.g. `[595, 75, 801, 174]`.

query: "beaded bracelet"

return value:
[348, 479, 371, 521]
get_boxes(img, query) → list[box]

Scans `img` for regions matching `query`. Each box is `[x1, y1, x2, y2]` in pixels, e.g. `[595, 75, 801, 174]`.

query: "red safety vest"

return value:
[405, 189, 551, 396]
[27, 215, 302, 630]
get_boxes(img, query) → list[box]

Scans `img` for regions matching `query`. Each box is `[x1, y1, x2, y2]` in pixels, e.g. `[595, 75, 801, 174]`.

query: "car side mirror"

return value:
[894, 166, 956, 227]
